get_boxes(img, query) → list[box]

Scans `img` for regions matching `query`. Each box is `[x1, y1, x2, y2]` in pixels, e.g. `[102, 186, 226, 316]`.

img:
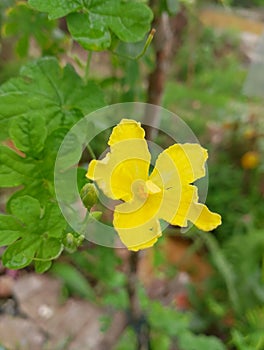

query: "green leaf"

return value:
[9, 195, 41, 229]
[148, 301, 189, 337]
[114, 327, 137, 350]
[106, 2, 153, 43]
[40, 127, 70, 183]
[29, 0, 153, 51]
[51, 262, 96, 299]
[0, 145, 35, 187]
[9, 115, 47, 155]
[2, 236, 41, 269]
[179, 333, 226, 350]
[28, 0, 82, 19]
[35, 237, 63, 260]
[39, 203, 67, 238]
[67, 13, 111, 51]
[1, 196, 66, 270]
[151, 333, 171, 350]
[15, 34, 29, 58]
[0, 57, 104, 133]
[55, 130, 83, 169]
[0, 216, 22, 246]
[35, 260, 52, 273]
[3, 3, 65, 57]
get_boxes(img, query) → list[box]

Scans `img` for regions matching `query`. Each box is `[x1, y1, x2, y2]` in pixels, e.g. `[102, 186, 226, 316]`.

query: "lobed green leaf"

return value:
[0, 145, 35, 187]
[28, 0, 82, 19]
[0, 216, 22, 246]
[9, 195, 41, 229]
[67, 13, 111, 51]
[28, 0, 153, 51]
[9, 115, 47, 155]
[2, 236, 41, 269]
[1, 196, 66, 270]
[0, 57, 104, 134]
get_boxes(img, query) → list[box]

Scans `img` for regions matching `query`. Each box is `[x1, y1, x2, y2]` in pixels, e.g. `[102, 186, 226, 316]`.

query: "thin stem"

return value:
[127, 251, 150, 350]
[87, 143, 96, 160]
[127, 252, 140, 319]
[135, 28, 156, 60]
[111, 29, 156, 61]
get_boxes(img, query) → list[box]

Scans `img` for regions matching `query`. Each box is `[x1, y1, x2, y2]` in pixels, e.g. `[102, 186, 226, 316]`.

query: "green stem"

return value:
[87, 143, 96, 160]
[127, 251, 150, 350]
[111, 28, 156, 61]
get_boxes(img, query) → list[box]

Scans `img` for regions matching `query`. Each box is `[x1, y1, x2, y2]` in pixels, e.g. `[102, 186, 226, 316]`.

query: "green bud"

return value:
[80, 183, 99, 210]
[76, 234, 85, 246]
[63, 233, 85, 253]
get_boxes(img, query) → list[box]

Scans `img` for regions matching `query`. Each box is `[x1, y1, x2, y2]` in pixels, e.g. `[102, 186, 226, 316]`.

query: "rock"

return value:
[0, 275, 14, 298]
[0, 315, 46, 350]
[13, 273, 104, 349]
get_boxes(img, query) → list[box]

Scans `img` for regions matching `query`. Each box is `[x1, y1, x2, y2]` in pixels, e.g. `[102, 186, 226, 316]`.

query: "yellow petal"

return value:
[115, 220, 162, 252]
[148, 143, 219, 230]
[158, 185, 196, 227]
[187, 201, 222, 231]
[86, 119, 151, 201]
[157, 183, 221, 231]
[108, 119, 145, 146]
[150, 143, 208, 189]
[113, 188, 163, 250]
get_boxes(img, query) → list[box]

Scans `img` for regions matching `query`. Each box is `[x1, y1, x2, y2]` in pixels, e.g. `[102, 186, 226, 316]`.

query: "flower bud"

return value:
[241, 151, 259, 170]
[80, 183, 99, 210]
[63, 233, 85, 253]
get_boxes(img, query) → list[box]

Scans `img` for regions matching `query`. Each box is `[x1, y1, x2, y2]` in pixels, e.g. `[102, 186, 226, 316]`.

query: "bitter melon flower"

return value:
[86, 119, 221, 251]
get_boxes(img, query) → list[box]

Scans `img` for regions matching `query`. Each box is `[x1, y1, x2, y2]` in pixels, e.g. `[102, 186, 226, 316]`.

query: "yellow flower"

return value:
[86, 119, 221, 251]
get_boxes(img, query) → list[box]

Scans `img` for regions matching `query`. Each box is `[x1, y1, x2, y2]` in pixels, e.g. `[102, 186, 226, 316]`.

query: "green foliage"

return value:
[2, 2, 67, 57]
[51, 262, 96, 299]
[179, 333, 226, 350]
[114, 327, 137, 350]
[231, 306, 264, 350]
[0, 1, 263, 349]
[0, 0, 15, 28]
[175, 26, 240, 82]
[0, 195, 65, 271]
[28, 0, 153, 51]
[0, 56, 104, 140]
[146, 299, 226, 349]
[162, 23, 264, 345]
[9, 115, 47, 155]
[231, 0, 264, 6]
[69, 246, 128, 309]
[0, 0, 154, 275]
[0, 57, 104, 270]
[222, 230, 264, 312]
[188, 228, 264, 345]
[0, 145, 34, 187]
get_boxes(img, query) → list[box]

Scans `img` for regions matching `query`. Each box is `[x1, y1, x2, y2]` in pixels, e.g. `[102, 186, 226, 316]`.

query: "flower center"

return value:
[133, 180, 161, 200]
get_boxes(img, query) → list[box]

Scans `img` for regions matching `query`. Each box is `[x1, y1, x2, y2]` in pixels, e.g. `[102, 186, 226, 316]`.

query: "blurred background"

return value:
[0, 0, 264, 349]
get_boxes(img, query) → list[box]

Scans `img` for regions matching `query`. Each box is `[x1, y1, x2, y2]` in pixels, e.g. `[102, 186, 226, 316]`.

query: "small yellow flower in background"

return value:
[86, 119, 221, 251]
[241, 151, 259, 170]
